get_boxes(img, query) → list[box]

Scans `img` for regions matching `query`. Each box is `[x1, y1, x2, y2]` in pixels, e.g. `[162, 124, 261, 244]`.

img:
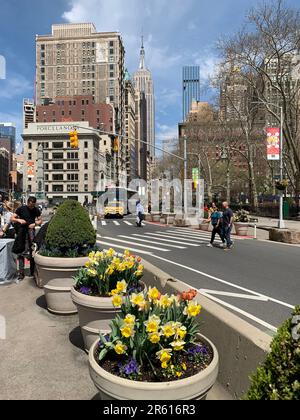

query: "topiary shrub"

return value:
[246, 306, 300, 400]
[43, 200, 96, 257]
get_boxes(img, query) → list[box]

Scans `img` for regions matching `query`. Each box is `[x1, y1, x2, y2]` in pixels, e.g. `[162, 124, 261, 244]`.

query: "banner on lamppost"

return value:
[27, 161, 35, 178]
[192, 168, 199, 188]
[266, 128, 280, 161]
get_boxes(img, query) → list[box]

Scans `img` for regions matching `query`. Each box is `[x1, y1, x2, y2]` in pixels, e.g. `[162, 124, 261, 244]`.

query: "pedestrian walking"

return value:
[11, 197, 43, 281]
[207, 204, 225, 248]
[222, 202, 234, 251]
[136, 200, 145, 228]
[0, 201, 16, 239]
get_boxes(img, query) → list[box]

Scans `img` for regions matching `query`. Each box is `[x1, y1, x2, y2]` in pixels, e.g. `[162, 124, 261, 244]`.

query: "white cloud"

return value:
[0, 74, 32, 99]
[156, 123, 178, 141]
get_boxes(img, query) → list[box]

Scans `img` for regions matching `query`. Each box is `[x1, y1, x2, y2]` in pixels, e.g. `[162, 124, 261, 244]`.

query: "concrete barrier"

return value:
[270, 228, 300, 244]
[141, 259, 272, 400]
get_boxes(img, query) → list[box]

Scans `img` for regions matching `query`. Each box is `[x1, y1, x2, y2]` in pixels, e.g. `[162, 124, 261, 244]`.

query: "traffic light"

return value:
[113, 137, 119, 152]
[70, 130, 79, 149]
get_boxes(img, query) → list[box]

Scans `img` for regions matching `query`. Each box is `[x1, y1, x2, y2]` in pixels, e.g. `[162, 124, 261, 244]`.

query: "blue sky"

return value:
[0, 0, 298, 153]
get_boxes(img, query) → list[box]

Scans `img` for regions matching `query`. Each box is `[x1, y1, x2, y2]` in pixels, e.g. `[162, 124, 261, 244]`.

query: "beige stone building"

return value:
[22, 122, 107, 204]
[125, 73, 137, 181]
[36, 23, 126, 173]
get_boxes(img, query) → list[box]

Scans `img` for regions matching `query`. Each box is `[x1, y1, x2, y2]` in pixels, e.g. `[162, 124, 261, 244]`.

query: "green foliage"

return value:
[246, 306, 300, 400]
[45, 200, 96, 256]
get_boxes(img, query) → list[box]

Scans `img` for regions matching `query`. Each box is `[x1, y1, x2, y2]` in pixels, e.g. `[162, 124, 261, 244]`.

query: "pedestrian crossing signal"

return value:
[70, 130, 79, 149]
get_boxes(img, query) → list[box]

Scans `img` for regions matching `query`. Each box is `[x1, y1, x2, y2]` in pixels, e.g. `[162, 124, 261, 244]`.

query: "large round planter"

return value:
[89, 334, 219, 401]
[199, 222, 210, 232]
[71, 287, 121, 352]
[34, 253, 88, 315]
[234, 222, 249, 236]
[151, 214, 161, 223]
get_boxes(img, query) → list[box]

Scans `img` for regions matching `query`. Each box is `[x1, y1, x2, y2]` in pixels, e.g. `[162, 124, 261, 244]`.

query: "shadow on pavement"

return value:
[36, 294, 47, 310]
[69, 326, 85, 352]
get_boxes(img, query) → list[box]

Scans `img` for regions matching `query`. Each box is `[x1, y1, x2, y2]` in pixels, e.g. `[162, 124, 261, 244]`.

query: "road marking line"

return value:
[166, 230, 222, 243]
[124, 221, 133, 226]
[199, 289, 269, 301]
[133, 234, 200, 247]
[119, 235, 186, 249]
[200, 291, 277, 332]
[151, 232, 211, 243]
[148, 254, 295, 310]
[97, 241, 151, 255]
[144, 233, 201, 247]
[101, 221, 107, 226]
[102, 237, 170, 252]
[113, 221, 120, 226]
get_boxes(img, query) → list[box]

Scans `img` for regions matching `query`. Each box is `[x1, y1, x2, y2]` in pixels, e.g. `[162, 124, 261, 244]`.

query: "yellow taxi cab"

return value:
[104, 201, 125, 218]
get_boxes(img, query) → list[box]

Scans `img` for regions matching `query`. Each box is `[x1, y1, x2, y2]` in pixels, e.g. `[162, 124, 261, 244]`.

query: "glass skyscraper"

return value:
[182, 66, 201, 122]
[0, 123, 16, 153]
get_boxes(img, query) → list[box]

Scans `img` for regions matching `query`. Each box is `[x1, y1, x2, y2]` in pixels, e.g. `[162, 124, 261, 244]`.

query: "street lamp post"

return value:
[252, 101, 285, 229]
[183, 135, 187, 217]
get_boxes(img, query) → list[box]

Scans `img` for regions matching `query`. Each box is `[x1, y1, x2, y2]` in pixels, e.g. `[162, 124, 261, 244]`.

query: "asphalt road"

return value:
[97, 215, 300, 335]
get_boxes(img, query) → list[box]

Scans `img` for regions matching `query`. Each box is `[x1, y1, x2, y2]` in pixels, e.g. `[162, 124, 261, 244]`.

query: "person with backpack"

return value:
[207, 204, 225, 248]
[136, 200, 145, 228]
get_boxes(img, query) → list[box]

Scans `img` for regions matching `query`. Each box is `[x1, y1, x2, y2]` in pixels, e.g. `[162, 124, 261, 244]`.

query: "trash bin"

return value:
[283, 201, 289, 219]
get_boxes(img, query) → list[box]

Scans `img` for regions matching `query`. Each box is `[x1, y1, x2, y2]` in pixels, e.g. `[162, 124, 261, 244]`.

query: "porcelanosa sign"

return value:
[36, 125, 75, 133]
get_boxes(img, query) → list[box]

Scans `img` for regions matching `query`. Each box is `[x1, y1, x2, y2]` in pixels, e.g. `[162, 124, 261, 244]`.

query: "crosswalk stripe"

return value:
[150, 232, 209, 243]
[101, 221, 107, 226]
[120, 235, 186, 249]
[166, 230, 222, 243]
[124, 221, 133, 226]
[101, 236, 170, 252]
[97, 241, 152, 255]
[134, 233, 200, 247]
[167, 229, 211, 238]
[113, 221, 120, 226]
[144, 233, 201, 246]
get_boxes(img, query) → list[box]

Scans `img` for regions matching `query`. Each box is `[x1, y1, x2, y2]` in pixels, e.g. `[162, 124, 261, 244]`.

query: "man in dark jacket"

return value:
[11, 197, 43, 280]
[222, 202, 234, 251]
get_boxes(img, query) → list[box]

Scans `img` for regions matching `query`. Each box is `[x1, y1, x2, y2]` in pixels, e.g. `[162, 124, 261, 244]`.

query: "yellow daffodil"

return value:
[176, 326, 187, 340]
[118, 263, 127, 272]
[126, 261, 134, 270]
[106, 265, 115, 276]
[124, 314, 136, 325]
[144, 315, 161, 333]
[170, 340, 186, 351]
[184, 302, 202, 318]
[134, 270, 143, 277]
[115, 341, 127, 355]
[138, 265, 144, 272]
[148, 287, 160, 302]
[110, 289, 119, 296]
[156, 349, 172, 369]
[182, 363, 187, 371]
[87, 268, 97, 277]
[112, 295, 123, 307]
[176, 372, 183, 378]
[95, 251, 104, 260]
[130, 293, 146, 309]
[88, 252, 96, 260]
[120, 325, 135, 339]
[106, 248, 116, 258]
[161, 323, 176, 338]
[149, 332, 161, 344]
[124, 250, 131, 258]
[159, 294, 173, 309]
[116, 280, 127, 294]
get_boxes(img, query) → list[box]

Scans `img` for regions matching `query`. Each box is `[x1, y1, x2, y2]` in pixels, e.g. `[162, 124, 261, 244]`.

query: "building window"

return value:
[84, 152, 88, 159]
[84, 174, 88, 181]
[53, 152, 64, 160]
[52, 142, 64, 149]
[110, 49, 114, 55]
[53, 185, 64, 192]
[82, 110, 85, 115]
[84, 163, 88, 170]
[67, 174, 79, 181]
[53, 163, 64, 170]
[67, 185, 79, 192]
[28, 153, 32, 160]
[67, 163, 78, 170]
[53, 174, 64, 181]
[67, 152, 79, 160]
[28, 143, 32, 149]
[84, 185, 89, 192]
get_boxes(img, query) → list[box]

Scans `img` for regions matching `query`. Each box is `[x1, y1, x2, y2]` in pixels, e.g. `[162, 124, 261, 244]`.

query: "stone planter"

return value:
[89, 333, 219, 401]
[199, 222, 210, 232]
[151, 214, 161, 223]
[34, 253, 88, 315]
[234, 222, 249, 236]
[145, 214, 152, 222]
[71, 287, 121, 352]
[270, 228, 300, 245]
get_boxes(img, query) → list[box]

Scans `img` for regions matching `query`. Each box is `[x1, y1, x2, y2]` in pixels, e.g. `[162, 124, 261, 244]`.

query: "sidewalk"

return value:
[254, 216, 300, 231]
[0, 278, 231, 400]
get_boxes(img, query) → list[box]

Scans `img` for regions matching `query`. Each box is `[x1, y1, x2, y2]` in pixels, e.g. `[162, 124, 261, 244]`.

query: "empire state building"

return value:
[133, 38, 155, 179]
